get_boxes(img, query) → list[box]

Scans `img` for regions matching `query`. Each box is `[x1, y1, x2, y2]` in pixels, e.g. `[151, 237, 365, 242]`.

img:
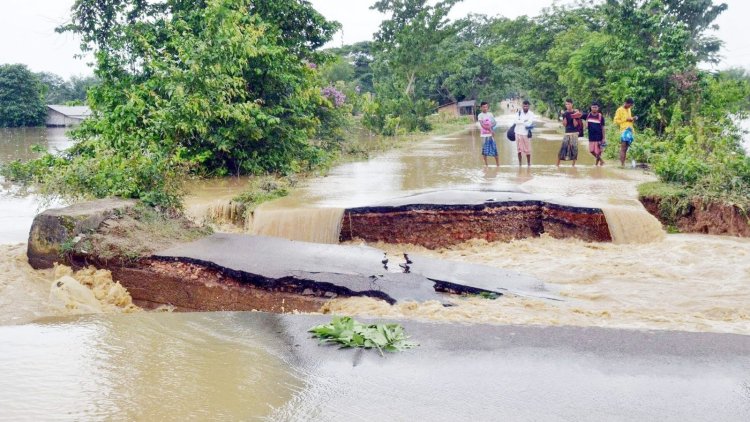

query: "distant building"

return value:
[437, 100, 477, 121]
[46, 105, 92, 127]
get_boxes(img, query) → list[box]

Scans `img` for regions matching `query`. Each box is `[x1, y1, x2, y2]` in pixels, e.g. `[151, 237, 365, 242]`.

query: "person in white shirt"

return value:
[514, 100, 535, 167]
[476, 101, 499, 167]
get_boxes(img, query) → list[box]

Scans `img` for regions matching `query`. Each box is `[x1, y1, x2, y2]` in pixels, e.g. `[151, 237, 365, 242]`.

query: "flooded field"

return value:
[0, 127, 72, 243]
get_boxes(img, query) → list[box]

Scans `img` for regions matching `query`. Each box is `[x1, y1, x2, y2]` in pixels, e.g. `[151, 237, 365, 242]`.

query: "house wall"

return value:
[46, 110, 84, 127]
[438, 104, 459, 118]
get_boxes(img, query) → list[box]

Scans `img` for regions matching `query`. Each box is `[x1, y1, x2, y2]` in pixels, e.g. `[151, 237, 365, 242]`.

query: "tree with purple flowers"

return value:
[322, 85, 347, 107]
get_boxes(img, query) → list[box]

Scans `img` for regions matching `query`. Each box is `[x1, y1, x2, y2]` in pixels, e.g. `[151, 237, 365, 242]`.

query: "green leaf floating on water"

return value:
[309, 316, 418, 355]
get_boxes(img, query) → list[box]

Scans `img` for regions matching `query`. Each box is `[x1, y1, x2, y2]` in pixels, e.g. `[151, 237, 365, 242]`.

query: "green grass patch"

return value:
[637, 181, 689, 199]
[77, 203, 212, 263]
[232, 175, 295, 213]
[637, 181, 693, 227]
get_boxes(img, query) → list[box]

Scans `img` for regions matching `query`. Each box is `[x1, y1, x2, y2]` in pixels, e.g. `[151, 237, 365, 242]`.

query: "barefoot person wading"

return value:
[614, 97, 637, 167]
[557, 98, 582, 167]
[513, 100, 535, 167]
[477, 101, 500, 167]
[584, 101, 606, 166]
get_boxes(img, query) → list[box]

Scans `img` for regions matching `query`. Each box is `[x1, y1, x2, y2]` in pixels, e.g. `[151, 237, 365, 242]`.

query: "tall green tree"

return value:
[371, 0, 459, 97]
[326, 41, 374, 92]
[4, 0, 343, 208]
[366, 0, 460, 133]
[430, 14, 509, 104]
[57, 0, 340, 176]
[657, 0, 727, 63]
[0, 64, 47, 127]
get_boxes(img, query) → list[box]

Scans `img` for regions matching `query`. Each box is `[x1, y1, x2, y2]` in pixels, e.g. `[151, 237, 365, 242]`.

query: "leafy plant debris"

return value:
[309, 316, 418, 355]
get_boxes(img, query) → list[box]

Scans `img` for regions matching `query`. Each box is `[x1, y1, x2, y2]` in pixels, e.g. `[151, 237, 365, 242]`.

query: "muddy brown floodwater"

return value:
[181, 108, 750, 335]
[1, 107, 749, 419]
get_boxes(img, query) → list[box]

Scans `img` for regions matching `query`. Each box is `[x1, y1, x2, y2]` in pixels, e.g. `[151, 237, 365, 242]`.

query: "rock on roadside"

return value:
[27, 198, 139, 269]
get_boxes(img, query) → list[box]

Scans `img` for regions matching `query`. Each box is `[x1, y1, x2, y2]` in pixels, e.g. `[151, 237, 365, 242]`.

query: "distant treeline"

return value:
[37, 72, 98, 105]
[320, 0, 750, 135]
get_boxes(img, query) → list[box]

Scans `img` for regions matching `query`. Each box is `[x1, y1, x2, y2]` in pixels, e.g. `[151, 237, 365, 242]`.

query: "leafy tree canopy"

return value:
[0, 64, 47, 127]
[56, 0, 343, 175]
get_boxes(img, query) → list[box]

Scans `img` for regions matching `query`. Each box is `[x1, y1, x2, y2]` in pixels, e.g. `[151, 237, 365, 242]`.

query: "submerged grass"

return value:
[232, 175, 296, 212]
[339, 115, 473, 161]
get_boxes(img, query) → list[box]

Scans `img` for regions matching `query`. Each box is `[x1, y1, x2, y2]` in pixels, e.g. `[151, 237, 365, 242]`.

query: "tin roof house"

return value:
[437, 100, 477, 121]
[46, 105, 92, 127]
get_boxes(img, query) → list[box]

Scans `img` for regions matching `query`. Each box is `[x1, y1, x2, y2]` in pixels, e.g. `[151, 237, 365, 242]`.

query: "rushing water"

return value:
[2, 110, 750, 418]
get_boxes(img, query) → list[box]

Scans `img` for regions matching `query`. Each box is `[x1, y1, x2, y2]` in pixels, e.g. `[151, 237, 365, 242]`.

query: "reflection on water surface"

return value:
[0, 313, 302, 420]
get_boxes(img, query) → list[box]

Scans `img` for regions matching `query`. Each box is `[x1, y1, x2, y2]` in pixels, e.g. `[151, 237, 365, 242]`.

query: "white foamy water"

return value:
[333, 233, 750, 334]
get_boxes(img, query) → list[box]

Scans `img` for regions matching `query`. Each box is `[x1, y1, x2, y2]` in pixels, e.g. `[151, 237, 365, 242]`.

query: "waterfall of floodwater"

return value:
[249, 204, 345, 244]
[601, 205, 665, 244]
[203, 200, 246, 226]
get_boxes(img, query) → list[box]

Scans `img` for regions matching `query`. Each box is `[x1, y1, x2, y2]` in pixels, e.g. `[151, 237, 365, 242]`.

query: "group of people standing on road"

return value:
[478, 100, 536, 167]
[477, 98, 637, 168]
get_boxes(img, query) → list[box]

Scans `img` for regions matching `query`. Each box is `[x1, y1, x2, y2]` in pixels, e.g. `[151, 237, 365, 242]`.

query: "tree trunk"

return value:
[404, 72, 416, 97]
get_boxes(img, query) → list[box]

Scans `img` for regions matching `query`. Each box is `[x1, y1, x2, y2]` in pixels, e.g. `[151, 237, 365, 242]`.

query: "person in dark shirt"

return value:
[557, 99, 582, 167]
[583, 101, 606, 166]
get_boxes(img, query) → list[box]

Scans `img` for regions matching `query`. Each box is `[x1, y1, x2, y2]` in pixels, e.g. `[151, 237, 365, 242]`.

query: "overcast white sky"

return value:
[1, 0, 747, 78]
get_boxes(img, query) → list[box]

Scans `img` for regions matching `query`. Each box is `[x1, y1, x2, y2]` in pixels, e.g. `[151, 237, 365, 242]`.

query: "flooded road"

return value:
[2, 111, 750, 419]
[3, 312, 748, 421]
[0, 313, 303, 420]
[236, 110, 746, 335]
[255, 117, 633, 210]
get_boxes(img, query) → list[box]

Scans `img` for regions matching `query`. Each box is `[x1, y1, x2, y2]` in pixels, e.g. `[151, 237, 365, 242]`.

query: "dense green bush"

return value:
[362, 94, 435, 135]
